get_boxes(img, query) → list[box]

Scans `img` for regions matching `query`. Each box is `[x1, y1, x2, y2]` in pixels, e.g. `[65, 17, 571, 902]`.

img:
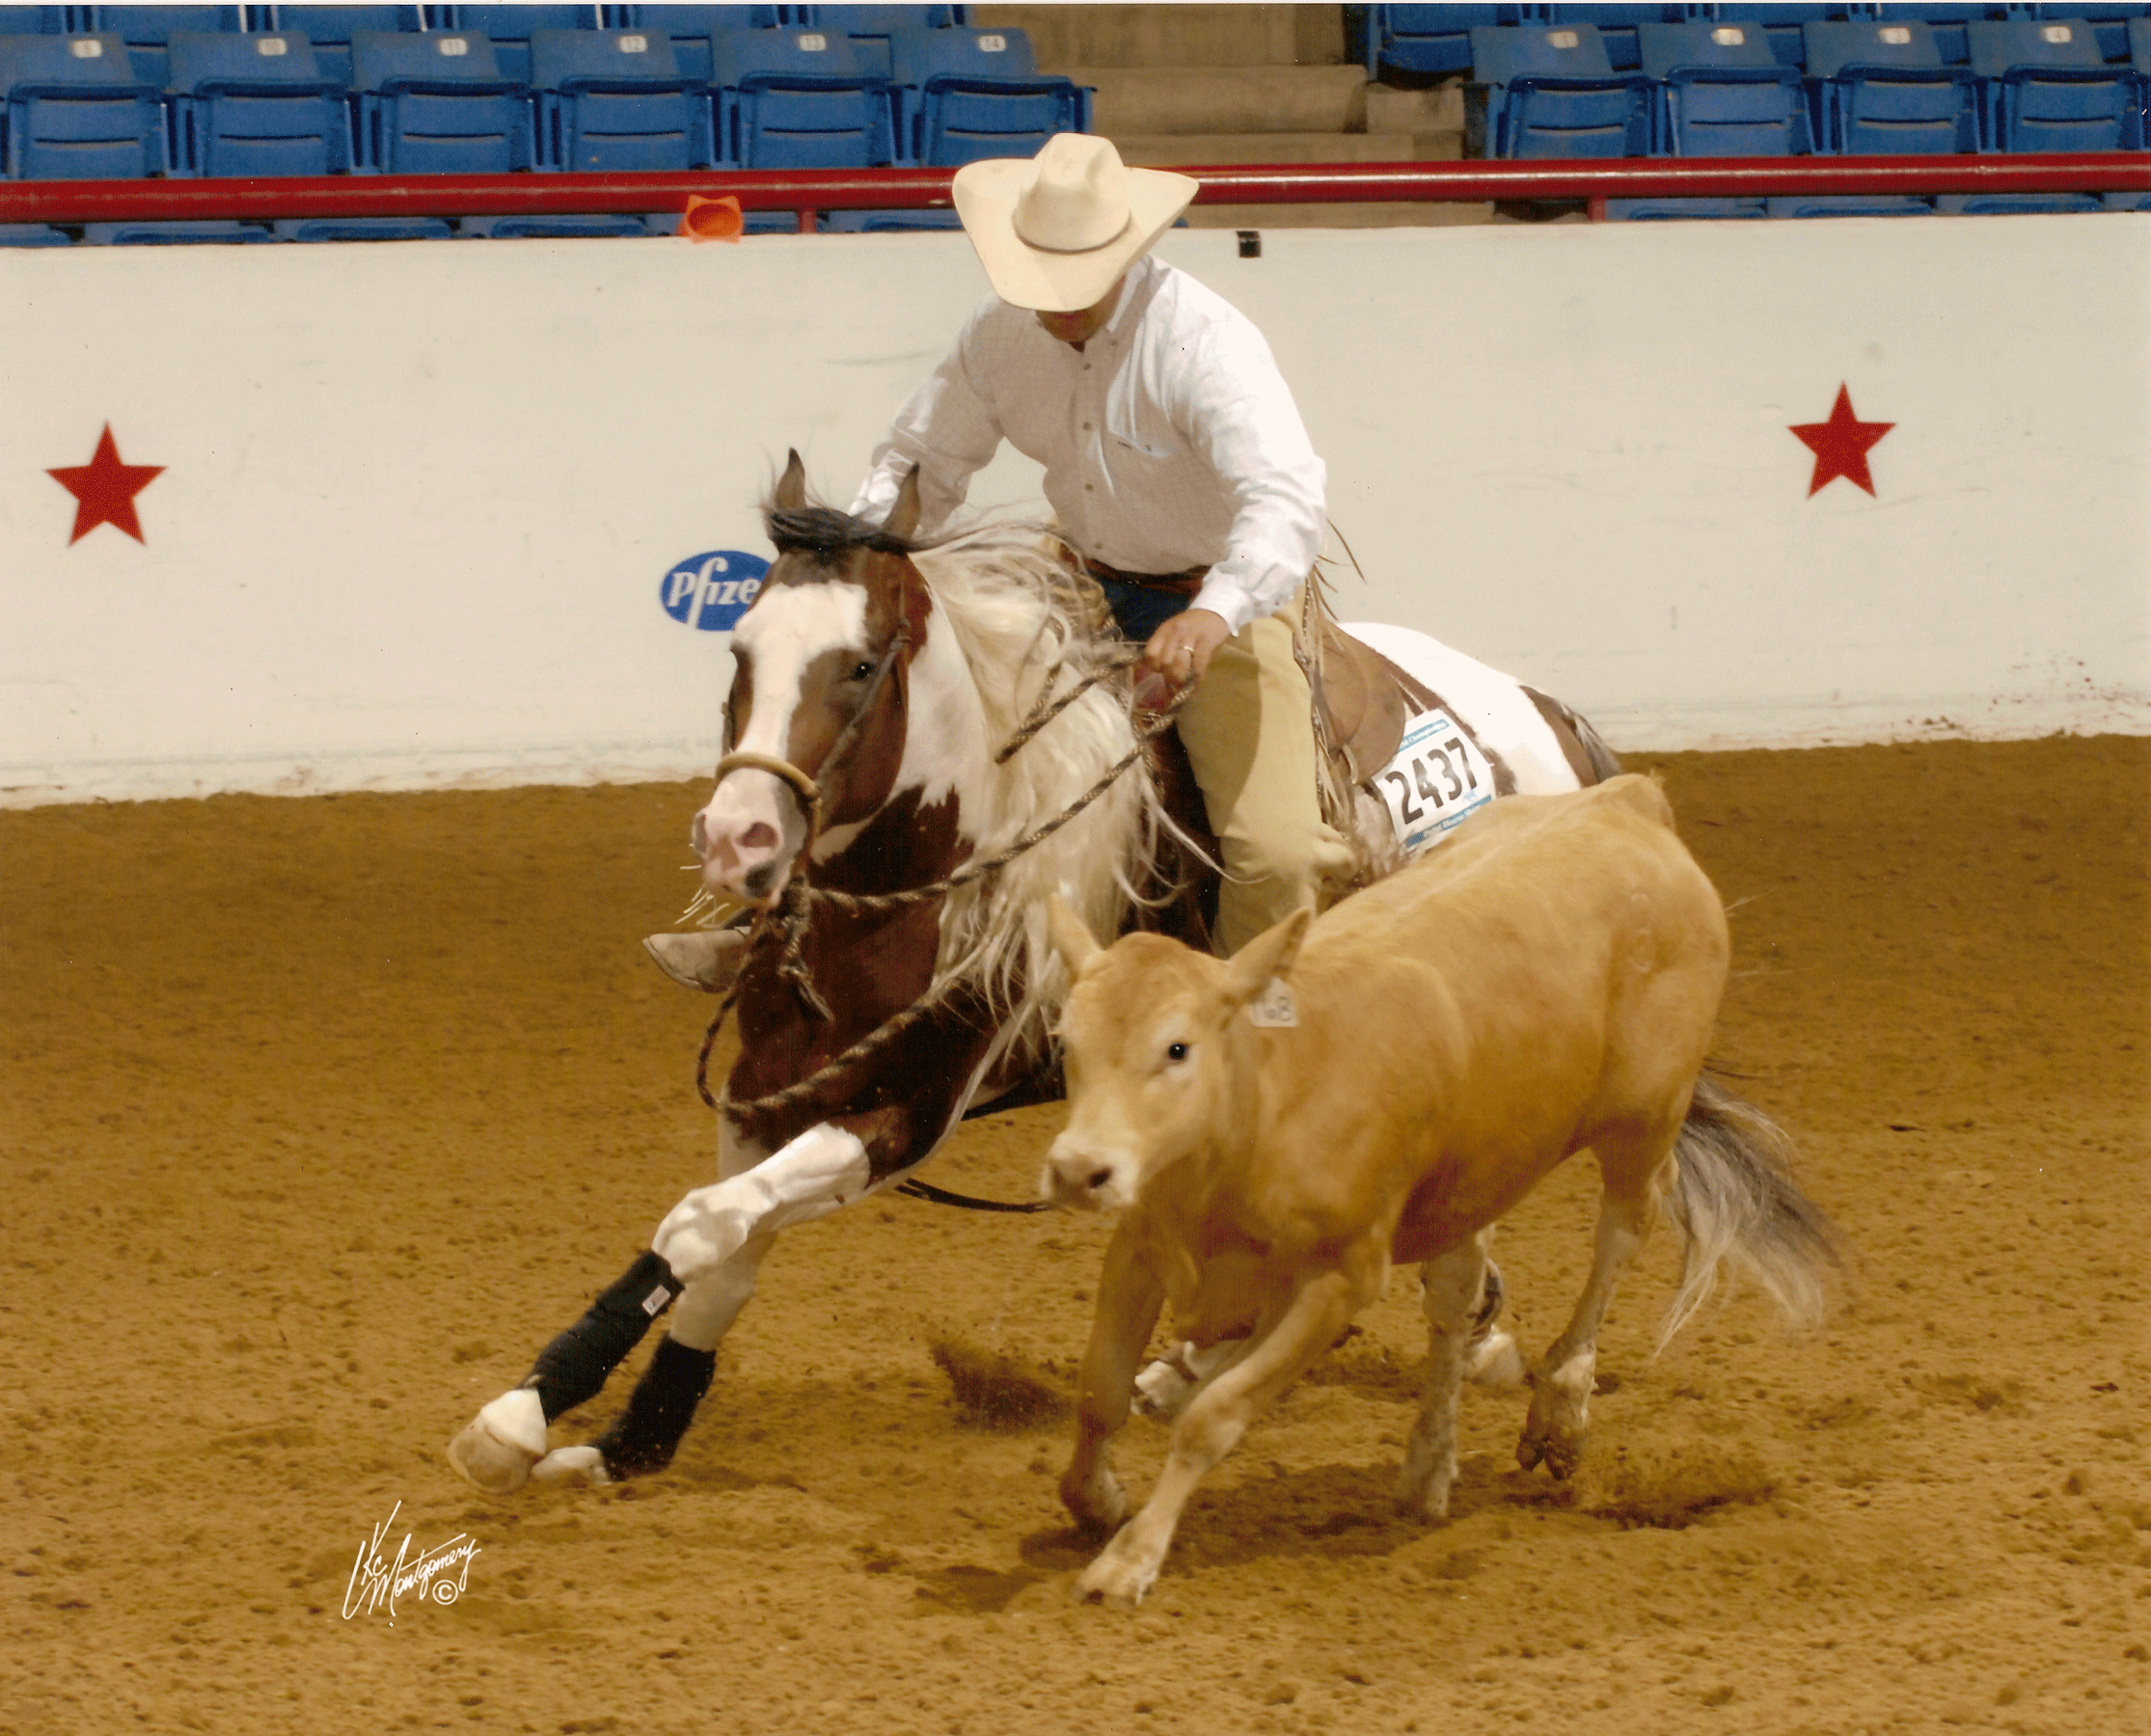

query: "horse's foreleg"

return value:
[446, 1125, 870, 1494]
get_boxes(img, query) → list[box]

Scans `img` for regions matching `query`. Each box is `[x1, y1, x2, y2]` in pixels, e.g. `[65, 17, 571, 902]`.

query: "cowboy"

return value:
[850, 131, 1355, 959]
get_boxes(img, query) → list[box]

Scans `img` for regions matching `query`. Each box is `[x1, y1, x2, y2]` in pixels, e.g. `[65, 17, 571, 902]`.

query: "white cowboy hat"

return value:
[951, 133, 1198, 313]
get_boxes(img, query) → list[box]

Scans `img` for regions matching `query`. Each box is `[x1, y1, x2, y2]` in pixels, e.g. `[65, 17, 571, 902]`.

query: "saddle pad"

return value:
[1372, 708, 1497, 854]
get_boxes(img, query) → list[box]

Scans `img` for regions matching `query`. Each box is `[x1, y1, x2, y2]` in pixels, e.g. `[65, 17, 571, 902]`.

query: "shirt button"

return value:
[1082, 421, 1092, 431]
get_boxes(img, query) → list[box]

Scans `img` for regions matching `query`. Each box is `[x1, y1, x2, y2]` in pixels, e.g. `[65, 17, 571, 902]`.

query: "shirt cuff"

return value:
[1189, 574, 1259, 638]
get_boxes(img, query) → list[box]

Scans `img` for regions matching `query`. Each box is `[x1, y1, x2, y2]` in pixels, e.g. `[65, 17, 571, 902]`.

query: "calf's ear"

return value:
[1047, 893, 1103, 977]
[1221, 905, 1312, 1009]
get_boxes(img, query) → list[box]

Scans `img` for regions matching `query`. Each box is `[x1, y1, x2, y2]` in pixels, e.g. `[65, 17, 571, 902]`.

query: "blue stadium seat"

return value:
[82, 217, 272, 241]
[886, 24, 1086, 165]
[1548, 6, 1680, 75]
[272, 214, 453, 239]
[2035, 4, 2151, 64]
[1803, 18, 1977, 153]
[0, 31, 165, 178]
[1602, 195, 1769, 217]
[1709, 6, 1836, 70]
[348, 26, 531, 172]
[1935, 189, 2105, 213]
[1640, 18, 1813, 155]
[458, 209, 647, 236]
[709, 25, 893, 168]
[0, 9, 68, 34]
[1763, 193, 1933, 215]
[1967, 16, 2144, 152]
[84, 7, 245, 87]
[256, 8, 422, 87]
[820, 204, 963, 230]
[530, 24, 710, 170]
[2103, 188, 2151, 210]
[0, 218, 69, 242]
[1364, 6, 1506, 81]
[1871, 6, 1983, 67]
[638, 5, 780, 84]
[811, 6, 967, 80]
[1467, 22, 1652, 157]
[440, 6, 600, 87]
[167, 28, 351, 176]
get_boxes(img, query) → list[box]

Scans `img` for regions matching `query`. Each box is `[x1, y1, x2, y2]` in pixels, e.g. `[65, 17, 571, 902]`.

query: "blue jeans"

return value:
[1092, 574, 1192, 645]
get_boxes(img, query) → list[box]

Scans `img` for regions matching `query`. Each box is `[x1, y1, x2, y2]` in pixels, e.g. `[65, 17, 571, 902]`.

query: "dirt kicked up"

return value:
[3, 736, 2145, 1736]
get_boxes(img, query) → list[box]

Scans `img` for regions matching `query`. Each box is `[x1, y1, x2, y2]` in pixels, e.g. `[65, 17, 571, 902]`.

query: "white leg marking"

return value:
[651, 1124, 870, 1284]
[666, 1235, 777, 1353]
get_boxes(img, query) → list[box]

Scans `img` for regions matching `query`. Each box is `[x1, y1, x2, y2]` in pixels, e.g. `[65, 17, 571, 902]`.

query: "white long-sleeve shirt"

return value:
[851, 254, 1327, 637]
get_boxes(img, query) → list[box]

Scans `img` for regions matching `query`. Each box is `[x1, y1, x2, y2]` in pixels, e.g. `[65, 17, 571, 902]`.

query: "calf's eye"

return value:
[1166, 1042, 1188, 1063]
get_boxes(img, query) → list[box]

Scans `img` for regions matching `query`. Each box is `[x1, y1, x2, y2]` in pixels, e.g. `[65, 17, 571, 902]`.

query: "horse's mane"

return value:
[907, 518, 1173, 1079]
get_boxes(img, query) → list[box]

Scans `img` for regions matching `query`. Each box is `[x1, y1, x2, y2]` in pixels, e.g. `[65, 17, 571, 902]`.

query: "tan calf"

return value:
[1042, 774, 1838, 1606]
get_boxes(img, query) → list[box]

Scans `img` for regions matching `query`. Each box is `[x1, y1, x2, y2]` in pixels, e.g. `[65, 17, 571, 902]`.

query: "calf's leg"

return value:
[1518, 1142, 1673, 1478]
[1061, 1222, 1164, 1533]
[1399, 1233, 1489, 1518]
[1078, 1266, 1360, 1608]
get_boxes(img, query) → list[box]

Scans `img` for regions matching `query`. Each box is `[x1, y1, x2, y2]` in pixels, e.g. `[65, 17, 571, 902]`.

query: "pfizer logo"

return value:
[662, 552, 768, 632]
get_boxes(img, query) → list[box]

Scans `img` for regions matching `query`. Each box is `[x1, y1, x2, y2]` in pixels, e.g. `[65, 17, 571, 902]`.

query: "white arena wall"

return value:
[3, 213, 2146, 807]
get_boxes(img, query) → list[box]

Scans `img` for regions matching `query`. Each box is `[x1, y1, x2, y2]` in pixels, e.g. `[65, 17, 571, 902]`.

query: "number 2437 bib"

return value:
[1372, 711, 1495, 854]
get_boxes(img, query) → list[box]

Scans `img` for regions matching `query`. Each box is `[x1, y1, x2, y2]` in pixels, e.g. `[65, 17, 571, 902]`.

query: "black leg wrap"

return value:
[592, 1337, 718, 1478]
[524, 1249, 683, 1422]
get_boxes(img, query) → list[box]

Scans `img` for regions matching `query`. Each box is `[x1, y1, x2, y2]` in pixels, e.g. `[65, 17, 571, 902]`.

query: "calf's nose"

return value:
[1042, 1135, 1119, 1210]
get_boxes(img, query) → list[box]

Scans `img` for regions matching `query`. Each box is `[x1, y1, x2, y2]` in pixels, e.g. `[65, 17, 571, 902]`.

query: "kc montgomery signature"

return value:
[342, 1502, 479, 1623]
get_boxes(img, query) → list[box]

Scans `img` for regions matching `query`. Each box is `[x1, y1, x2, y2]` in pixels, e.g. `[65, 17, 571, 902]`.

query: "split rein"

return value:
[694, 637, 1189, 1129]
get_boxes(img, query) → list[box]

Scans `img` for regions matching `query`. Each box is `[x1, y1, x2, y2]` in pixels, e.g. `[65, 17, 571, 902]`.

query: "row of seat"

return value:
[1465, 15, 2151, 156]
[1363, 4, 2151, 79]
[0, 12, 1073, 177]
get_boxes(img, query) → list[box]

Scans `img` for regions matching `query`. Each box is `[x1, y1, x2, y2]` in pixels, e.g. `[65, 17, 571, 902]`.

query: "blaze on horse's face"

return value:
[691, 455, 927, 908]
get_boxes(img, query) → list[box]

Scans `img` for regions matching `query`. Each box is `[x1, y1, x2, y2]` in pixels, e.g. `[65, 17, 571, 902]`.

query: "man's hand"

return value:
[1133, 608, 1232, 711]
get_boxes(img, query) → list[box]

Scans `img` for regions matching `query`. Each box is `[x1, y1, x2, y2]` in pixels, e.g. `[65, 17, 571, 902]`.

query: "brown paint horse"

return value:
[449, 454, 1618, 1493]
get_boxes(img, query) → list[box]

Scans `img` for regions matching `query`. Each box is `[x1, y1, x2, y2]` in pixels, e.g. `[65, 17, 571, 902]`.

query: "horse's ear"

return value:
[883, 463, 923, 543]
[775, 448, 807, 511]
[1047, 893, 1103, 979]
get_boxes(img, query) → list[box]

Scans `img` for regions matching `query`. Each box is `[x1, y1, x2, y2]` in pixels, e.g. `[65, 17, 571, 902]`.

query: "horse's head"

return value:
[694, 451, 937, 908]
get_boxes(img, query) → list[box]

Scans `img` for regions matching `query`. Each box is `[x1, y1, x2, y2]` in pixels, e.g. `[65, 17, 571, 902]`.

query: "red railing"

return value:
[3, 156, 2146, 231]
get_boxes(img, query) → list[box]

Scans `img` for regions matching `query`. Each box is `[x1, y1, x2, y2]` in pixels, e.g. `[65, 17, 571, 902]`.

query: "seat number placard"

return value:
[1374, 710, 1495, 854]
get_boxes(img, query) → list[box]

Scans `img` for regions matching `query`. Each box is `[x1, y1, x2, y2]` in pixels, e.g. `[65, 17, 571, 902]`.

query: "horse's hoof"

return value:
[531, 1445, 613, 1485]
[448, 1389, 548, 1494]
[1466, 1327, 1527, 1389]
[642, 930, 747, 994]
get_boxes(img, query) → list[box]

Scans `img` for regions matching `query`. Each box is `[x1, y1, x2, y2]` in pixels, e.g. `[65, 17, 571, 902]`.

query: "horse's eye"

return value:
[1166, 1042, 1188, 1063]
[851, 660, 874, 681]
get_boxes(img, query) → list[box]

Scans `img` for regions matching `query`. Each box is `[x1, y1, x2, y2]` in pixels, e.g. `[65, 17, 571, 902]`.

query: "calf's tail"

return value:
[1659, 1071, 1842, 1351]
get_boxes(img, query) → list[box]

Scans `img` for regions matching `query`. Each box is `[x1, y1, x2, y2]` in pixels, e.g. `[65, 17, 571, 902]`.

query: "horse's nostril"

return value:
[1087, 1168, 1112, 1191]
[745, 865, 775, 897]
[741, 822, 777, 852]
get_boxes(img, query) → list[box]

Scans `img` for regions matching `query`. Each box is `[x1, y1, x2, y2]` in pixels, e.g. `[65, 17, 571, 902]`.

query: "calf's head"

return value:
[1041, 896, 1312, 1212]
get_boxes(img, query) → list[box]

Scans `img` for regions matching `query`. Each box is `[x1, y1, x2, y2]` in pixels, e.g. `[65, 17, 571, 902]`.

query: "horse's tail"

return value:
[1659, 1071, 1842, 1350]
[1521, 685, 1624, 785]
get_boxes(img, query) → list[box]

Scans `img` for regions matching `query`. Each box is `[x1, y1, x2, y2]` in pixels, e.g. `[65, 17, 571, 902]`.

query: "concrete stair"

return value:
[967, 4, 1481, 229]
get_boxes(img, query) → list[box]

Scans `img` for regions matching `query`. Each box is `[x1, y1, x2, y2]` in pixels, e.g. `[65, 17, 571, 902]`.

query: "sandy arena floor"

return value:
[2, 735, 2145, 1736]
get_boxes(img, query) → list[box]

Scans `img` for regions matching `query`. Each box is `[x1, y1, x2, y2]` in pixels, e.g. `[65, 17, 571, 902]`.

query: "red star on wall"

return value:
[47, 424, 165, 545]
[1789, 385, 1893, 498]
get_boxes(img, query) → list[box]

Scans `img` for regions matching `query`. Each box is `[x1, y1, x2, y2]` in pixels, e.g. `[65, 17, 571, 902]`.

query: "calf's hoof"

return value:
[1515, 1424, 1585, 1480]
[447, 1389, 548, 1494]
[1059, 1465, 1130, 1535]
[1075, 1535, 1157, 1609]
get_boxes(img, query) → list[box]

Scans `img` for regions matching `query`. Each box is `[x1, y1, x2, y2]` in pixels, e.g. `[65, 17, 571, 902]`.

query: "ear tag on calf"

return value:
[1247, 977, 1298, 1029]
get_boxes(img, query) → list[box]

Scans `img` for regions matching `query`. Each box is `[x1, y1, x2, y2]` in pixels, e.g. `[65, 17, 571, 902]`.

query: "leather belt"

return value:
[1077, 555, 1207, 598]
